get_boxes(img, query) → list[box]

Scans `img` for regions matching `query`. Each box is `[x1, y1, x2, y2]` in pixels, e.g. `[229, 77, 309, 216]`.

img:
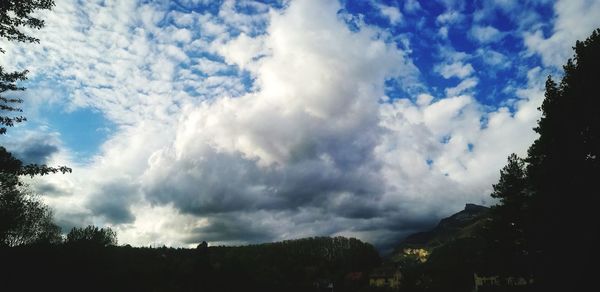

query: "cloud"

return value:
[189, 212, 276, 244]
[131, 0, 542, 249]
[2, 0, 254, 126]
[0, 0, 573, 251]
[377, 66, 546, 214]
[7, 132, 61, 165]
[86, 179, 139, 224]
[215, 33, 267, 70]
[438, 26, 449, 38]
[438, 0, 467, 11]
[446, 77, 478, 96]
[491, 0, 518, 11]
[142, 0, 410, 222]
[472, 0, 520, 23]
[435, 61, 474, 79]
[436, 10, 464, 25]
[375, 3, 403, 25]
[524, 0, 600, 67]
[404, 0, 422, 14]
[475, 48, 510, 69]
[470, 25, 504, 44]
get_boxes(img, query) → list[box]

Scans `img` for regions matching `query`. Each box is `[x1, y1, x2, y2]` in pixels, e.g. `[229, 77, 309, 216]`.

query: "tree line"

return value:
[1, 236, 380, 291]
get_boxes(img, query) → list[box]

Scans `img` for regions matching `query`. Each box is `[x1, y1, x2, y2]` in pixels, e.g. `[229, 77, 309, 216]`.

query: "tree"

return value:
[1, 0, 55, 133]
[489, 154, 530, 236]
[66, 225, 117, 247]
[478, 154, 533, 277]
[0, 147, 64, 246]
[0, 1, 55, 45]
[525, 29, 600, 291]
[0, 178, 62, 246]
[0, 146, 71, 178]
[0, 0, 69, 247]
[0, 147, 66, 246]
[491, 154, 528, 206]
[484, 28, 600, 290]
[0, 0, 69, 177]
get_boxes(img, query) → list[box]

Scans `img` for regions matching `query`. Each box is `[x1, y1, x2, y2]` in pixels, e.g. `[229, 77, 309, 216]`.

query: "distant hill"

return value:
[387, 204, 493, 291]
[391, 204, 489, 261]
[2, 236, 380, 292]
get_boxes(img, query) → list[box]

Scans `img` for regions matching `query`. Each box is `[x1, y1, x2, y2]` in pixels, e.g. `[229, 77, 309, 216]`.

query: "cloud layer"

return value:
[1, 0, 598, 251]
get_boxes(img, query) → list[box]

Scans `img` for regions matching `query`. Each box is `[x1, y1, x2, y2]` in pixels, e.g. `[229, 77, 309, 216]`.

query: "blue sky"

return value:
[2, 0, 599, 251]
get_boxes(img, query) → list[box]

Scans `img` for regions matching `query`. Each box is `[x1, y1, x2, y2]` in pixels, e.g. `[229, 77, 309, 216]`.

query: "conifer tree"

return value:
[526, 28, 600, 291]
[484, 28, 600, 290]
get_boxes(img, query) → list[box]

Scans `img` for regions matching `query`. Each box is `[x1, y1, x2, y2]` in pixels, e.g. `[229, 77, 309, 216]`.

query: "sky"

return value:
[1, 0, 599, 251]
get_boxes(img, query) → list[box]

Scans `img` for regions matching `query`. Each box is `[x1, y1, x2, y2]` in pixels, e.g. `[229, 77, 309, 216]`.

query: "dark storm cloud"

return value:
[17, 143, 59, 164]
[54, 212, 92, 234]
[35, 181, 68, 197]
[140, 142, 399, 248]
[143, 147, 385, 219]
[10, 136, 60, 165]
[185, 214, 276, 244]
[86, 182, 137, 224]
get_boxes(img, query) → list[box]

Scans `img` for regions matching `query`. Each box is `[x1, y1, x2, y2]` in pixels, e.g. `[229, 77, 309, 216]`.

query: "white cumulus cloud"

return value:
[524, 0, 600, 67]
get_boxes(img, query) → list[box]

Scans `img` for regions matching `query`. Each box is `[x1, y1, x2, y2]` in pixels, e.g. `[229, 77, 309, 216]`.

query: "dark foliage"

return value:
[66, 225, 118, 247]
[1, 236, 380, 292]
[524, 28, 600, 291]
[0, 0, 54, 47]
[0, 147, 71, 177]
[0, 174, 62, 247]
[472, 28, 600, 291]
[0, 149, 66, 247]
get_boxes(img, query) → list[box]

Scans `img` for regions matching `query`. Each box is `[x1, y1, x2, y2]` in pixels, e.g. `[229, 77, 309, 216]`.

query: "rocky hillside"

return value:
[391, 204, 489, 261]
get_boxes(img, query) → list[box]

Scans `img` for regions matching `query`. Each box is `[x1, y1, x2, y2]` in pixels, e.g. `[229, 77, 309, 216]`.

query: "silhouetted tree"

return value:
[489, 154, 530, 245]
[477, 154, 533, 278]
[0, 0, 69, 177]
[524, 28, 600, 290]
[0, 0, 69, 247]
[491, 154, 528, 206]
[66, 225, 117, 247]
[483, 28, 600, 291]
[0, 176, 61, 246]
[1, 0, 55, 133]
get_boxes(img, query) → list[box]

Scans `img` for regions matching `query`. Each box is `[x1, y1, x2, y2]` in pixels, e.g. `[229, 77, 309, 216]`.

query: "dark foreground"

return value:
[1, 237, 381, 292]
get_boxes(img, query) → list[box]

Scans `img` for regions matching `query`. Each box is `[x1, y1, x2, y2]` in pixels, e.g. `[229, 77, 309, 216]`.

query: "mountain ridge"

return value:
[391, 203, 490, 260]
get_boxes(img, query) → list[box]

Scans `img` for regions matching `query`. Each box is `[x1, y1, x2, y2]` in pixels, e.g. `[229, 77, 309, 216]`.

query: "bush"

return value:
[66, 225, 117, 247]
